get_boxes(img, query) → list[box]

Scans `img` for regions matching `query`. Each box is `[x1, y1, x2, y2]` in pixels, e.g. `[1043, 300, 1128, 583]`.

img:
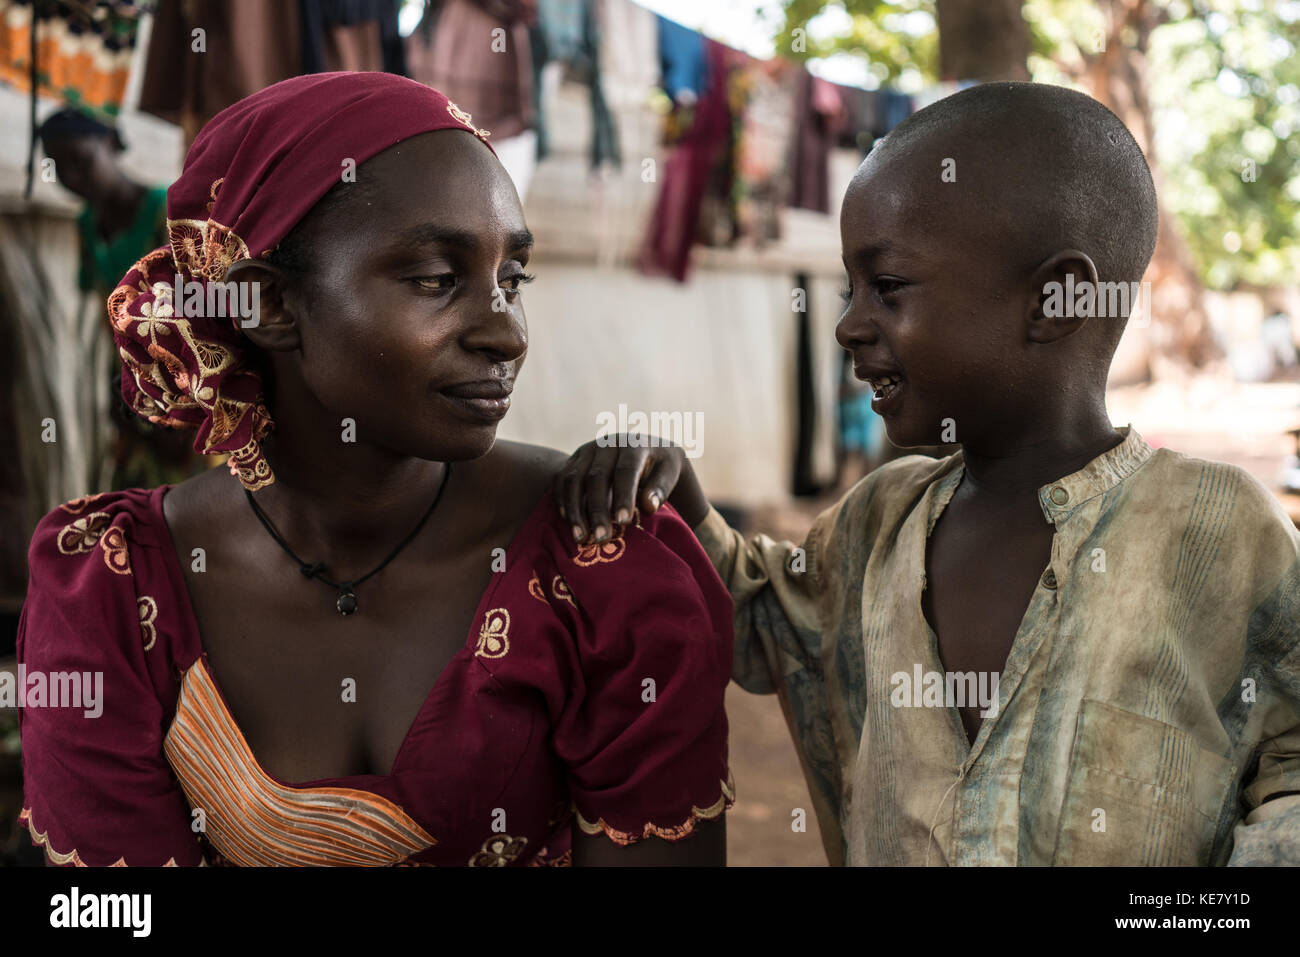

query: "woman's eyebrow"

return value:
[393, 224, 535, 253]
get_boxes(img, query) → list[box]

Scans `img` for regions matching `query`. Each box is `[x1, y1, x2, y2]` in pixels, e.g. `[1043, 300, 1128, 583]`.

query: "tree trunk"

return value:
[1080, 0, 1217, 368]
[935, 0, 1032, 81]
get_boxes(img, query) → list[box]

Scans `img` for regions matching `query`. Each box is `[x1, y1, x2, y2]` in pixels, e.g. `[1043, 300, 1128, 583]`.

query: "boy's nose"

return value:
[836, 312, 878, 351]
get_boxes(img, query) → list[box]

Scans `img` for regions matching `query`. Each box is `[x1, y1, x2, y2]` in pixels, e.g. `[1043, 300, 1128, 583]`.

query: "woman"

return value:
[17, 72, 733, 867]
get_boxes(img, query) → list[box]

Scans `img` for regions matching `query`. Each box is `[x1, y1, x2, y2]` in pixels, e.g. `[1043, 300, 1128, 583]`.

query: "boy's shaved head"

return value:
[872, 82, 1158, 297]
[836, 82, 1159, 452]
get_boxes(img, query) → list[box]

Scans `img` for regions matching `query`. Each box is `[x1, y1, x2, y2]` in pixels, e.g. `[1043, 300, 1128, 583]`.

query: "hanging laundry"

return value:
[880, 89, 912, 135]
[138, 0, 303, 147]
[836, 84, 913, 152]
[656, 11, 706, 106]
[912, 79, 978, 111]
[299, 0, 406, 76]
[530, 0, 617, 168]
[0, 0, 153, 119]
[787, 71, 845, 214]
[137, 0, 401, 149]
[730, 55, 799, 245]
[639, 34, 730, 282]
[834, 84, 878, 151]
[406, 0, 536, 141]
[597, 0, 656, 115]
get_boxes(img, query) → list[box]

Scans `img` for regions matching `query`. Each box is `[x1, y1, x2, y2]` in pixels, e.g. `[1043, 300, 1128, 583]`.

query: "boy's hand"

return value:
[555, 436, 696, 543]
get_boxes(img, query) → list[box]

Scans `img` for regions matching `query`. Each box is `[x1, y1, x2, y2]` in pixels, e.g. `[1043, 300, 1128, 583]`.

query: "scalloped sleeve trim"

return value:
[572, 772, 735, 846]
[18, 807, 199, 867]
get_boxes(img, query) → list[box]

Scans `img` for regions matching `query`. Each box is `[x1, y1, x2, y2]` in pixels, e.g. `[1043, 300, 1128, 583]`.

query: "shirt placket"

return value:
[945, 485, 1099, 865]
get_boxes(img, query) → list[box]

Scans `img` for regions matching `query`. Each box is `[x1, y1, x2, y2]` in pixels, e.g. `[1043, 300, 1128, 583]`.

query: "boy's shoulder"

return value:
[1137, 445, 1299, 564]
[1142, 446, 1297, 535]
[811, 452, 961, 549]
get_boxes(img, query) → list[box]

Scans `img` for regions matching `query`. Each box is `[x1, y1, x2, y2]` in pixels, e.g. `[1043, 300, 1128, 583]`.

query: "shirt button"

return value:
[1049, 486, 1069, 506]
[1042, 568, 1058, 589]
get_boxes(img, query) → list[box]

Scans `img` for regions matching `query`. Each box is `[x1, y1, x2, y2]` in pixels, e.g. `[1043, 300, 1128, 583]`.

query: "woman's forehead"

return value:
[311, 136, 526, 249]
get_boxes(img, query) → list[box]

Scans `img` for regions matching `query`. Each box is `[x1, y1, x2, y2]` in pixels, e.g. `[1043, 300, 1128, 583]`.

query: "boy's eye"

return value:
[839, 282, 853, 304]
[872, 277, 907, 299]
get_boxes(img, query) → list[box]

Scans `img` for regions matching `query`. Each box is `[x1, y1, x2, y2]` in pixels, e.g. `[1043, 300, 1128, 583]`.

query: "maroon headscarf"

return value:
[106, 72, 497, 491]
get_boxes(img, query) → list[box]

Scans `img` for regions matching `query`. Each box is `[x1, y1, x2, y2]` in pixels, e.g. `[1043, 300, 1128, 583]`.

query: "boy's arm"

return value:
[690, 503, 827, 693]
[1225, 709, 1300, 864]
[692, 502, 845, 864]
[1226, 671, 1300, 864]
[1226, 554, 1300, 866]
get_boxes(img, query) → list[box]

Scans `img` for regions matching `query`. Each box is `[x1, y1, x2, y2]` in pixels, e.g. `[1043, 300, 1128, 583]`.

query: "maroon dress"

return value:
[16, 486, 734, 866]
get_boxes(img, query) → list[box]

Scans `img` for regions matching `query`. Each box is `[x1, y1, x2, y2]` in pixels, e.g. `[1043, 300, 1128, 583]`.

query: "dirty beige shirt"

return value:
[694, 427, 1300, 865]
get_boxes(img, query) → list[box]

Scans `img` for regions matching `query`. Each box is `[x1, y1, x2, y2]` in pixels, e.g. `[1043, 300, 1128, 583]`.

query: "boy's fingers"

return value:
[583, 446, 620, 542]
[611, 449, 649, 526]
[560, 446, 595, 540]
[554, 452, 576, 520]
[639, 452, 682, 513]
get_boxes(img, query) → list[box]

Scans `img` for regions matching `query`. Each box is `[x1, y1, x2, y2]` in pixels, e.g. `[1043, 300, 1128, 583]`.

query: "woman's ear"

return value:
[224, 258, 302, 353]
[1026, 248, 1100, 344]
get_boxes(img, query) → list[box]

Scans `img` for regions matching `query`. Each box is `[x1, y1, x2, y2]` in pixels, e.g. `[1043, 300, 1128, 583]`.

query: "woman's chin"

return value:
[420, 429, 500, 463]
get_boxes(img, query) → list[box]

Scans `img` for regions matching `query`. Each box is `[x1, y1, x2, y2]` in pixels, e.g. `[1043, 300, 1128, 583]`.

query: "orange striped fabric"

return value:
[163, 660, 437, 866]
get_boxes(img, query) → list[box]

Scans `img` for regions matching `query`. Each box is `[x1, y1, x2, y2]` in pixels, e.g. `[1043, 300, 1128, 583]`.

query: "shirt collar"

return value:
[927, 425, 1154, 530]
[1034, 425, 1153, 523]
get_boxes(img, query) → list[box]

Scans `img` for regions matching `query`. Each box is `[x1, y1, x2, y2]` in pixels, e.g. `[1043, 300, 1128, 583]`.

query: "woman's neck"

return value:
[254, 432, 452, 566]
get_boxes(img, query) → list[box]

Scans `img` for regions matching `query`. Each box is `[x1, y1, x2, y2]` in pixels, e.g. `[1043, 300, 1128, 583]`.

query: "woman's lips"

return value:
[439, 381, 513, 420]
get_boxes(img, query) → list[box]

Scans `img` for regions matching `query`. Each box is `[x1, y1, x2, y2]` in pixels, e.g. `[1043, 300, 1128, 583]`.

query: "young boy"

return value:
[555, 82, 1300, 866]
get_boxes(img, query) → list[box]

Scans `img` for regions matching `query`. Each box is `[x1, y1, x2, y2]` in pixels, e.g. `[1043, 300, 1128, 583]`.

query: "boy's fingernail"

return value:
[615, 508, 631, 524]
[649, 491, 662, 509]
[594, 525, 608, 541]
[572, 525, 584, 541]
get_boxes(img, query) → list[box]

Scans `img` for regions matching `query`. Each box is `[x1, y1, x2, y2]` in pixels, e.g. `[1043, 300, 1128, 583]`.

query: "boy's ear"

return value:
[223, 258, 301, 352]
[1026, 249, 1100, 344]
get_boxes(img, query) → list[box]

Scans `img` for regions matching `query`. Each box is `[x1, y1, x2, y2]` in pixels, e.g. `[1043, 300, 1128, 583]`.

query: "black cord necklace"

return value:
[244, 463, 453, 616]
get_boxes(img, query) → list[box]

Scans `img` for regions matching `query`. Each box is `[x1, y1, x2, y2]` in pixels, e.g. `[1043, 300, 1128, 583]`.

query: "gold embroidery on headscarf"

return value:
[445, 100, 492, 140]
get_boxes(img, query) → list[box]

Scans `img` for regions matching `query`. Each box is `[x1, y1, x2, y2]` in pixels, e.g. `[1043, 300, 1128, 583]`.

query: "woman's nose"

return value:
[463, 282, 528, 362]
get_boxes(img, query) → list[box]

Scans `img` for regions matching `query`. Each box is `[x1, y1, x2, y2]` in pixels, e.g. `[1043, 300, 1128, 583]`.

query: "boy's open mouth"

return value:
[865, 374, 904, 401]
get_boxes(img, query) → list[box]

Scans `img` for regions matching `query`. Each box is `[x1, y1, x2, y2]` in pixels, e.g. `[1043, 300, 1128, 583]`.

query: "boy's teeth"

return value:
[868, 374, 902, 399]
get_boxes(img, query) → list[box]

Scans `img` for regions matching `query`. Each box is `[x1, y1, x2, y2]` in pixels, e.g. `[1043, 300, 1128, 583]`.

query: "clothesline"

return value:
[0, 0, 933, 277]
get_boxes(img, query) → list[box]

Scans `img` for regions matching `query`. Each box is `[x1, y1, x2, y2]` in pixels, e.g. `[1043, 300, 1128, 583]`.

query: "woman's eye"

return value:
[412, 274, 458, 291]
[499, 272, 536, 294]
[839, 283, 853, 304]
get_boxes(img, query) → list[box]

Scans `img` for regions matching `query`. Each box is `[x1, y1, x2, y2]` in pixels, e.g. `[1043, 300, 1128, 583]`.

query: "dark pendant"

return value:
[336, 585, 358, 616]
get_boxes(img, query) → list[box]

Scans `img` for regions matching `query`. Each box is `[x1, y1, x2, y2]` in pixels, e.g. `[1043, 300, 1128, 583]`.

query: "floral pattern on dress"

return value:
[552, 575, 576, 608]
[99, 525, 132, 575]
[56, 513, 112, 555]
[138, 596, 158, 652]
[573, 532, 626, 567]
[59, 493, 108, 516]
[468, 834, 527, 867]
[475, 608, 510, 659]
